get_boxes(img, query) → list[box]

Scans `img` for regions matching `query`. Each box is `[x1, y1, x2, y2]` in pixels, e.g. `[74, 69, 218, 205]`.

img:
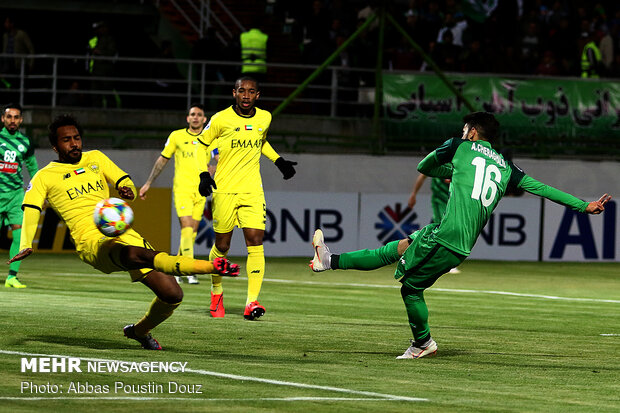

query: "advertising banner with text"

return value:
[171, 192, 617, 262]
[383, 73, 620, 142]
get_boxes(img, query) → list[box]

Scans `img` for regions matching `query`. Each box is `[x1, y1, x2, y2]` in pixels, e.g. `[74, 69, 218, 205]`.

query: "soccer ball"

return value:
[93, 197, 134, 237]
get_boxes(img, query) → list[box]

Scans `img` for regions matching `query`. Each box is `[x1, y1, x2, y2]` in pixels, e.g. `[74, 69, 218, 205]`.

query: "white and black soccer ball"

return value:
[93, 197, 134, 237]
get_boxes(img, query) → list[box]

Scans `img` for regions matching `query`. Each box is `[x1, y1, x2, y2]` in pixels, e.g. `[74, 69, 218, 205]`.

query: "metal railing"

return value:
[0, 53, 376, 117]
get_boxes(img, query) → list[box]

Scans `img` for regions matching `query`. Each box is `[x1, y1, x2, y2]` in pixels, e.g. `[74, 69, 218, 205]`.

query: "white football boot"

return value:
[396, 339, 438, 359]
[310, 229, 331, 272]
[186, 275, 200, 284]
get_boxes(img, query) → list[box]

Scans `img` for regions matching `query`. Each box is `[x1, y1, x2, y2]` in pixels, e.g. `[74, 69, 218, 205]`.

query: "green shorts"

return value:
[394, 223, 466, 290]
[0, 190, 25, 227]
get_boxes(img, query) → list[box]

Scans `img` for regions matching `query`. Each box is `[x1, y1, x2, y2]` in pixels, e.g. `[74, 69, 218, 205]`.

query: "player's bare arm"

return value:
[585, 193, 612, 214]
[7, 248, 33, 264]
[139, 156, 169, 199]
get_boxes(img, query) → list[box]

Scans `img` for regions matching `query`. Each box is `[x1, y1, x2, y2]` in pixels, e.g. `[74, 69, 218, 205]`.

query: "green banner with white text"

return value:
[382, 73, 620, 157]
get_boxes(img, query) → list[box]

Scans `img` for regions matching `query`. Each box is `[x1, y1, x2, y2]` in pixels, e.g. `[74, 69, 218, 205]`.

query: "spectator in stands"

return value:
[580, 30, 604, 78]
[2, 16, 34, 74]
[403, 8, 430, 51]
[520, 21, 542, 74]
[87, 21, 119, 108]
[429, 30, 461, 72]
[535, 50, 561, 76]
[547, 16, 578, 75]
[436, 12, 468, 47]
[460, 39, 485, 73]
[240, 20, 269, 83]
[419, 1, 444, 43]
[301, 0, 331, 64]
[599, 25, 614, 71]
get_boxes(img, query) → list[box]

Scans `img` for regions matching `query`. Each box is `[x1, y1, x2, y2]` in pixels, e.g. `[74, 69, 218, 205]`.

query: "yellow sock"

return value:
[134, 297, 181, 336]
[180, 227, 194, 258]
[209, 245, 226, 294]
[153, 252, 214, 275]
[246, 245, 264, 304]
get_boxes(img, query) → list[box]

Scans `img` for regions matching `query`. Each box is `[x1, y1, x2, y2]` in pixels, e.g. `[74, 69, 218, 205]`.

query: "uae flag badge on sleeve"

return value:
[74, 168, 86, 175]
[245, 125, 253, 131]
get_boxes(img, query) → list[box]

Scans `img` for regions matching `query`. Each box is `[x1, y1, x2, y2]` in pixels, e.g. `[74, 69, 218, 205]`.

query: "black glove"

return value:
[198, 172, 217, 196]
[274, 157, 297, 180]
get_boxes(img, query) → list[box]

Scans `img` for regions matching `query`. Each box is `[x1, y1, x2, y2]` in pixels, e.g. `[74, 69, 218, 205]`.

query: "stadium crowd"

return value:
[1, 1, 619, 112]
[277, 0, 620, 78]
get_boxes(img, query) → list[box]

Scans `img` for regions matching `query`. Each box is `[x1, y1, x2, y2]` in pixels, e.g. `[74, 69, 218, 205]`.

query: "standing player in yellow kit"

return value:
[140, 103, 210, 285]
[198, 76, 297, 320]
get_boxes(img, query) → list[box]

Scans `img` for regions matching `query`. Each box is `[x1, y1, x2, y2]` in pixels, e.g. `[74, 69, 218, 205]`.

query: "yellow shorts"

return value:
[212, 192, 266, 233]
[76, 228, 155, 282]
[174, 191, 207, 221]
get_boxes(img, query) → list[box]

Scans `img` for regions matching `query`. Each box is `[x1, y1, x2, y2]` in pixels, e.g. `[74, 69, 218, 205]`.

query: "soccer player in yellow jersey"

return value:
[139, 103, 210, 285]
[198, 76, 297, 320]
[8, 114, 240, 350]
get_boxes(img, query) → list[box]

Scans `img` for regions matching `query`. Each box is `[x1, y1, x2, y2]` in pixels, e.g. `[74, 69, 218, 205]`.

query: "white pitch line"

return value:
[264, 278, 620, 304]
[0, 397, 401, 402]
[600, 334, 620, 336]
[0, 350, 426, 403]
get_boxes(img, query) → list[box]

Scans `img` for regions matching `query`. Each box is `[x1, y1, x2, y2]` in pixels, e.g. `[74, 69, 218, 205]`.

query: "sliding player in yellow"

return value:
[140, 103, 209, 285]
[198, 76, 297, 319]
[8, 114, 239, 350]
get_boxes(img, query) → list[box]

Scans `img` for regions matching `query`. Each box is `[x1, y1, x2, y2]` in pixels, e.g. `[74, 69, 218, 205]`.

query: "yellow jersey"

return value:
[198, 106, 279, 193]
[22, 150, 136, 246]
[161, 128, 209, 194]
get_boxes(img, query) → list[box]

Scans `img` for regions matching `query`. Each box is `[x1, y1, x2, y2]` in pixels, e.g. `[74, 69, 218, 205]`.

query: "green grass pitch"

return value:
[1, 254, 619, 412]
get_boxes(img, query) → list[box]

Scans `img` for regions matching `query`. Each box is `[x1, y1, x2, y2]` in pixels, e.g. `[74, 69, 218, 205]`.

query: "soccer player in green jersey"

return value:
[408, 173, 460, 274]
[1, 103, 38, 288]
[197, 76, 297, 320]
[310, 112, 611, 359]
[8, 114, 240, 350]
[140, 103, 211, 285]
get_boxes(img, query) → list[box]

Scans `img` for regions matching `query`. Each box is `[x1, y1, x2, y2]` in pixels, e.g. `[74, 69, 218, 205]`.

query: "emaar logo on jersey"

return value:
[375, 203, 420, 244]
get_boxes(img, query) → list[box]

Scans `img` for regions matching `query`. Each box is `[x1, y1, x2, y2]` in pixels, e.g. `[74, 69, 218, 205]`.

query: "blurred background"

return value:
[0, 0, 619, 158]
[0, 0, 618, 260]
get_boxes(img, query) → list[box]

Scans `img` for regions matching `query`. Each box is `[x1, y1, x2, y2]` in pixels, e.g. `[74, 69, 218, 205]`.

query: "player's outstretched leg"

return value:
[310, 229, 401, 272]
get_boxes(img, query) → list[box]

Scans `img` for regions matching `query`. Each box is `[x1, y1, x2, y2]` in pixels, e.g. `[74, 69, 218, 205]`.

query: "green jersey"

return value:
[419, 138, 588, 256]
[0, 127, 38, 192]
[429, 177, 450, 224]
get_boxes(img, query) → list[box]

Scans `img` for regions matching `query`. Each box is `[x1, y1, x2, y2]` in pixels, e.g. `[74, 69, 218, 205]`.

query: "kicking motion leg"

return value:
[310, 229, 405, 272]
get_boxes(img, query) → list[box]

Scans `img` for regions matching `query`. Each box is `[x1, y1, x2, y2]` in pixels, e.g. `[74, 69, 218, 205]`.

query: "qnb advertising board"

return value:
[169, 192, 618, 262]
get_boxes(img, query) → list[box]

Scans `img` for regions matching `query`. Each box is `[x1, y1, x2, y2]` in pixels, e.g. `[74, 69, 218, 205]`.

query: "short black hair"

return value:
[189, 102, 205, 113]
[48, 114, 83, 147]
[3, 103, 22, 115]
[234, 76, 259, 91]
[463, 111, 499, 141]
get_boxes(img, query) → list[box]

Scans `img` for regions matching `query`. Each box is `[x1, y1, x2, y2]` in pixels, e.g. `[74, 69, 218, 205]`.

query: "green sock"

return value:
[334, 240, 400, 270]
[401, 284, 430, 342]
[8, 228, 21, 277]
